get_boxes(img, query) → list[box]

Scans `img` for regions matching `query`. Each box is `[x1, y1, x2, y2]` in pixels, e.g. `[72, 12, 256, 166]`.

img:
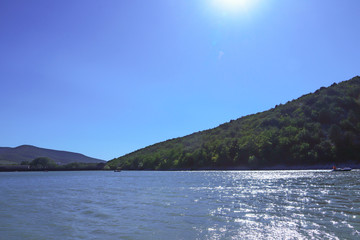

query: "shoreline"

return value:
[1, 165, 359, 172]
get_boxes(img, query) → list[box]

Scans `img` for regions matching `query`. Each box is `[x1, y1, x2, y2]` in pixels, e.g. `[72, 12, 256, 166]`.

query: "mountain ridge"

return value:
[0, 145, 105, 165]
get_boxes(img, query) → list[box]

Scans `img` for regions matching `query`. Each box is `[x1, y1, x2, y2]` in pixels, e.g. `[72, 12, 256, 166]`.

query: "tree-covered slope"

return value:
[0, 145, 105, 165]
[108, 76, 360, 170]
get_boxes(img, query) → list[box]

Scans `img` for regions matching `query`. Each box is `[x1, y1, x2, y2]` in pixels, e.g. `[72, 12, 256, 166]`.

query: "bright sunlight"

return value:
[212, 0, 260, 13]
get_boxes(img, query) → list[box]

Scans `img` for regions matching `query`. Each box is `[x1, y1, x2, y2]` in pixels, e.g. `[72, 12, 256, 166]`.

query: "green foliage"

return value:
[27, 158, 106, 171]
[108, 76, 360, 170]
[30, 157, 57, 169]
[61, 162, 105, 170]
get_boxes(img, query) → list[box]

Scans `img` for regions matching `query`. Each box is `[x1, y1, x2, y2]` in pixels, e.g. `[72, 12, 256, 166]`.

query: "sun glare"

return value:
[212, 0, 259, 13]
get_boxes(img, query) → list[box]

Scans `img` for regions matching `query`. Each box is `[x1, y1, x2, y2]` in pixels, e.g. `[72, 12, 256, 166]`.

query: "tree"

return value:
[318, 108, 332, 124]
[30, 157, 57, 169]
[329, 124, 342, 145]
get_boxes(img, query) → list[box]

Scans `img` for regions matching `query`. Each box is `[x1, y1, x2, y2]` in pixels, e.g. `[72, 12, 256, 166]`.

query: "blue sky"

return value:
[1, 0, 359, 160]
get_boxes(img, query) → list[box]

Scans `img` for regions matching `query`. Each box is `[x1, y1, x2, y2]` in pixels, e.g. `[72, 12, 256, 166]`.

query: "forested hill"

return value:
[108, 76, 360, 170]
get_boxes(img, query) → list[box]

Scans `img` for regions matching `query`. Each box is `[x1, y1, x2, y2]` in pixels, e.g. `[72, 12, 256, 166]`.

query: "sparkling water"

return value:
[0, 170, 359, 239]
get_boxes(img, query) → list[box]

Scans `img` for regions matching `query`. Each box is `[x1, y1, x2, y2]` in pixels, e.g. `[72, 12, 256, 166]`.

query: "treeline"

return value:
[107, 76, 360, 170]
[0, 157, 106, 171]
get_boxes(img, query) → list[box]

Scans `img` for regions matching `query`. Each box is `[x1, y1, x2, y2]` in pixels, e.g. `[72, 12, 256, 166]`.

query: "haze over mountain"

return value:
[108, 76, 360, 170]
[0, 145, 105, 165]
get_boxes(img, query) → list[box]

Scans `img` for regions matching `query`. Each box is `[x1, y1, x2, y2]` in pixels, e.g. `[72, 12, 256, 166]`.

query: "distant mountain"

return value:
[0, 145, 105, 165]
[107, 76, 360, 170]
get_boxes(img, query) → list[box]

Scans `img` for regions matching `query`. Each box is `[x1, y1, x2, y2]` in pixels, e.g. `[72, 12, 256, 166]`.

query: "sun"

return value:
[212, 0, 259, 13]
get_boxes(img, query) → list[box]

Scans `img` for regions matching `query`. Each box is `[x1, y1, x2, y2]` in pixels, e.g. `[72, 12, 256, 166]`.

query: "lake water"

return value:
[0, 170, 359, 240]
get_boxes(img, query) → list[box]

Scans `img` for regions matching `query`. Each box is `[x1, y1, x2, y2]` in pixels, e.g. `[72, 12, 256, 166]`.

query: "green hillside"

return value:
[108, 76, 360, 170]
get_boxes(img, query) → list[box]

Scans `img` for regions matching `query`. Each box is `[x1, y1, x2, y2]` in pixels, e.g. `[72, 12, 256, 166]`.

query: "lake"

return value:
[0, 170, 359, 239]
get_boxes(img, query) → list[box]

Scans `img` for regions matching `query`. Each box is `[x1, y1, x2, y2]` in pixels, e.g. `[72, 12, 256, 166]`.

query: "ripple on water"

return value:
[1, 170, 360, 239]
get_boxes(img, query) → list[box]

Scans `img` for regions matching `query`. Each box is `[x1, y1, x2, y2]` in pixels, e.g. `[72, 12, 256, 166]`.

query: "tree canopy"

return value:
[30, 157, 57, 169]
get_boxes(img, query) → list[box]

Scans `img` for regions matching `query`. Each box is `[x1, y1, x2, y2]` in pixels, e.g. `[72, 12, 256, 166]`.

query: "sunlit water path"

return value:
[1, 170, 359, 239]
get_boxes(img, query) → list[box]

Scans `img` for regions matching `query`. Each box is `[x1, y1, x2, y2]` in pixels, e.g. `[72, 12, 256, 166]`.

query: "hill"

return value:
[107, 76, 360, 170]
[0, 145, 105, 165]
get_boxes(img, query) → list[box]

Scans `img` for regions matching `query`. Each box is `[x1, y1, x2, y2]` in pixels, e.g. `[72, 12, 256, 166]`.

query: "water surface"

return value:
[0, 170, 359, 239]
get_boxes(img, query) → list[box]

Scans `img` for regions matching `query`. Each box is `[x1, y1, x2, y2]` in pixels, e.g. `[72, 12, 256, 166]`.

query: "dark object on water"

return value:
[114, 169, 121, 172]
[332, 166, 351, 171]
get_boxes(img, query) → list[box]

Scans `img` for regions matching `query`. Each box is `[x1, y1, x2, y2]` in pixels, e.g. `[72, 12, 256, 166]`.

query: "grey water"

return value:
[0, 170, 359, 240]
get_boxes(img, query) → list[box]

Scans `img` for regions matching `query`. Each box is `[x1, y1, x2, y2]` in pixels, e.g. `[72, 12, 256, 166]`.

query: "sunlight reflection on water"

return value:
[0, 170, 359, 239]
[189, 170, 360, 239]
